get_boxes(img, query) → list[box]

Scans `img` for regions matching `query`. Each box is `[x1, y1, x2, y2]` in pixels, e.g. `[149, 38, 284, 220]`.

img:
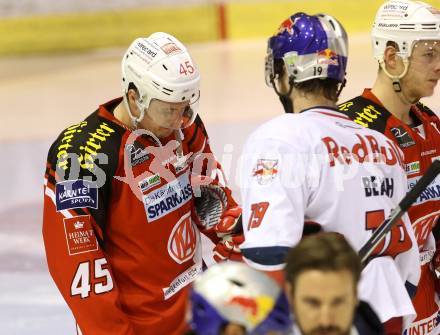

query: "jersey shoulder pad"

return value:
[338, 96, 389, 133]
[338, 96, 371, 117]
[47, 110, 125, 182]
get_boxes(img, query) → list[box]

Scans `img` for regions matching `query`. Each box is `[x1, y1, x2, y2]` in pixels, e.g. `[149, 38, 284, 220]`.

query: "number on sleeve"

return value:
[247, 202, 269, 230]
[71, 258, 114, 298]
[94, 258, 114, 294]
[71, 262, 91, 298]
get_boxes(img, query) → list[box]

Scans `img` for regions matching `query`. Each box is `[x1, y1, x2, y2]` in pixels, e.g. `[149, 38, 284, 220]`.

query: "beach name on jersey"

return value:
[322, 133, 403, 168]
[143, 173, 192, 222]
[362, 176, 394, 198]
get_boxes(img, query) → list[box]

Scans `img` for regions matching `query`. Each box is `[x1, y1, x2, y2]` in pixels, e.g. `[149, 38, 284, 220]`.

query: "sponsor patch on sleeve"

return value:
[55, 179, 98, 211]
[63, 215, 98, 255]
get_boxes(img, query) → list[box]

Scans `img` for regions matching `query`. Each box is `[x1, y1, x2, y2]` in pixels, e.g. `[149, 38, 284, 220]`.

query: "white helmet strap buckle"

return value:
[379, 58, 409, 93]
[392, 81, 402, 93]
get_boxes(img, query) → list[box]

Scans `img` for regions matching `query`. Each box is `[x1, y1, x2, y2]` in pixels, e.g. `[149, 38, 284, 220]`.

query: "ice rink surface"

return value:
[1, 35, 439, 334]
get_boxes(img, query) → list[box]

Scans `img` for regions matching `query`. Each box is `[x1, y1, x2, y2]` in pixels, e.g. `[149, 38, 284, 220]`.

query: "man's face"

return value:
[127, 95, 191, 138]
[288, 269, 358, 335]
[139, 99, 191, 138]
[402, 40, 440, 100]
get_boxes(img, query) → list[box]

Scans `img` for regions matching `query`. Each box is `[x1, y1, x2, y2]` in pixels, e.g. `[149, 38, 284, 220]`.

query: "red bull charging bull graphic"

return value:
[317, 48, 339, 65]
[227, 295, 275, 326]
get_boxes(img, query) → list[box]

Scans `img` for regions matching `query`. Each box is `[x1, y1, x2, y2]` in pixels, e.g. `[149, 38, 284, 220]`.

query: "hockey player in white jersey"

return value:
[239, 12, 420, 333]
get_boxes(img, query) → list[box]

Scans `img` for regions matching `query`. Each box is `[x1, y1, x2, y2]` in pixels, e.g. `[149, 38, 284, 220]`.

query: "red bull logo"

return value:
[278, 17, 294, 34]
[318, 48, 337, 58]
[252, 159, 278, 185]
[228, 296, 258, 316]
[227, 295, 275, 326]
[317, 48, 339, 65]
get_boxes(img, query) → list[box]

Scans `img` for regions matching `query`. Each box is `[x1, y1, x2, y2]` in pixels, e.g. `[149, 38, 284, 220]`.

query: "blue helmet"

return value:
[189, 262, 292, 335]
[265, 12, 348, 86]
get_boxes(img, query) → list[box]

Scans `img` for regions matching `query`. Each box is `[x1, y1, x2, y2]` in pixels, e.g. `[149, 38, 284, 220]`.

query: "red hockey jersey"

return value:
[43, 97, 236, 335]
[340, 89, 440, 333]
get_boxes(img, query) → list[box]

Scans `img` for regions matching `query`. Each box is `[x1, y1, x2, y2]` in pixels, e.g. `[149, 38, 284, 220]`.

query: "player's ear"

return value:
[278, 67, 292, 95]
[127, 88, 138, 103]
[126, 88, 142, 117]
[383, 45, 400, 70]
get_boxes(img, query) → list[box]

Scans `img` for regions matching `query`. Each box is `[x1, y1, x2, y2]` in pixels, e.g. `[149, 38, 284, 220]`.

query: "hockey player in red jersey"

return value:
[42, 32, 242, 335]
[239, 11, 421, 333]
[339, 1, 440, 333]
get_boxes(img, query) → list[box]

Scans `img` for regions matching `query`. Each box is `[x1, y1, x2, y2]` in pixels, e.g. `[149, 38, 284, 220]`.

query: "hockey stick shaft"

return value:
[359, 160, 440, 264]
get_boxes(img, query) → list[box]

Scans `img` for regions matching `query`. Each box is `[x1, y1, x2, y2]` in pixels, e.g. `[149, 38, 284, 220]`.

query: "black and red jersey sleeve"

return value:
[42, 112, 136, 335]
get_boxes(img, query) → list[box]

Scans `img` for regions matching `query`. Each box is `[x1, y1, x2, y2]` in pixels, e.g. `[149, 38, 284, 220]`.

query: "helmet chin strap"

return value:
[379, 58, 418, 105]
[336, 78, 347, 99]
[123, 95, 146, 129]
[270, 75, 295, 113]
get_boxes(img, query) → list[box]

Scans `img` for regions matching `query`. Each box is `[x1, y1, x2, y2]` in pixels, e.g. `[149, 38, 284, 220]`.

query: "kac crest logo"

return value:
[167, 212, 197, 264]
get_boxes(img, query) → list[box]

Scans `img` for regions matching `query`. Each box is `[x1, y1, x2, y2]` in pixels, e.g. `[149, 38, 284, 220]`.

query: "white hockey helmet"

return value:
[121, 32, 200, 129]
[372, 0, 440, 61]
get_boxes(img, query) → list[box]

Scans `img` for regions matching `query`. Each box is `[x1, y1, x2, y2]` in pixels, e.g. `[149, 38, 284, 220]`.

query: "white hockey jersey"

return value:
[240, 108, 420, 323]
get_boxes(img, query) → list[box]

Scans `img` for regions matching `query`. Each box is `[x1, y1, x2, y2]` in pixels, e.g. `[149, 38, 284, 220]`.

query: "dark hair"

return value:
[274, 58, 341, 102]
[295, 78, 341, 102]
[284, 233, 361, 290]
[128, 82, 139, 95]
[386, 40, 399, 50]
